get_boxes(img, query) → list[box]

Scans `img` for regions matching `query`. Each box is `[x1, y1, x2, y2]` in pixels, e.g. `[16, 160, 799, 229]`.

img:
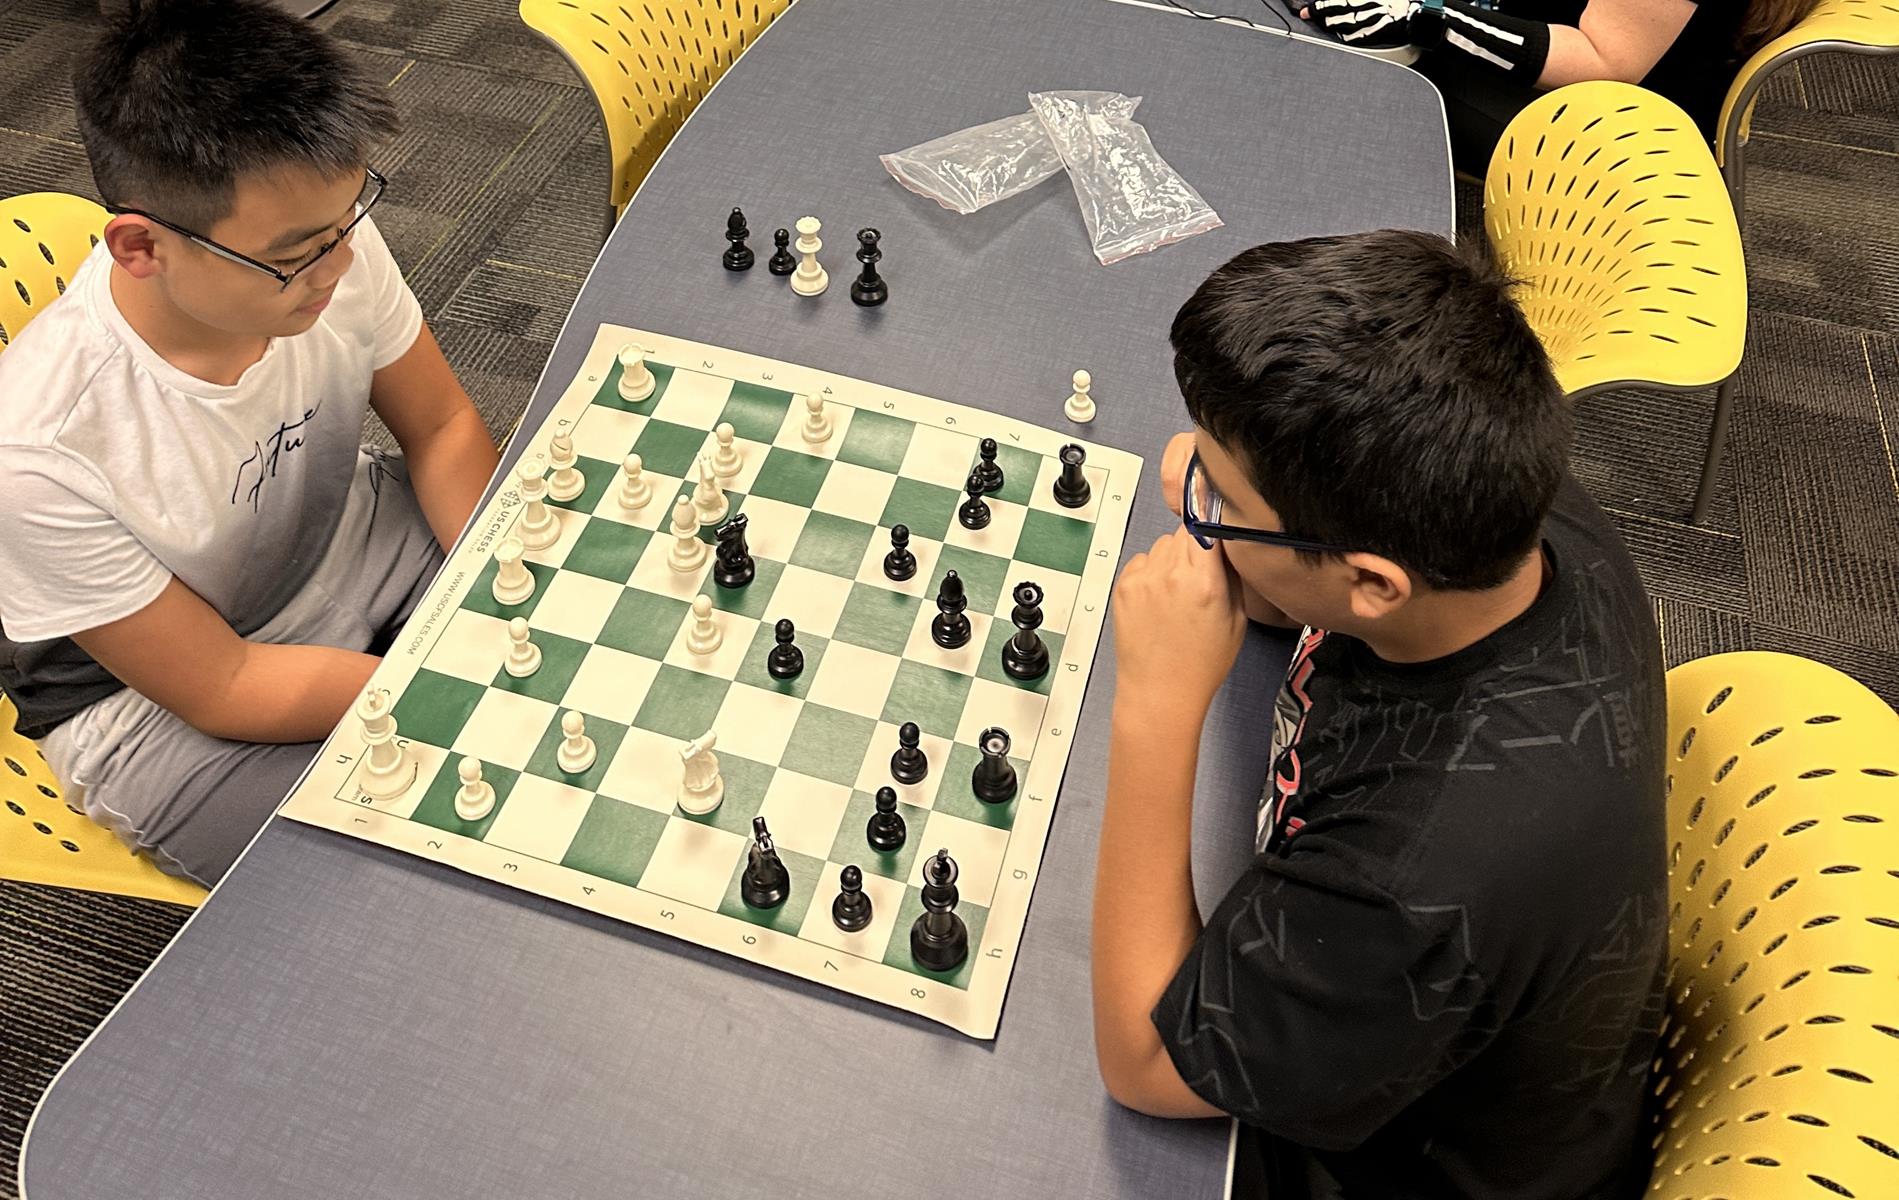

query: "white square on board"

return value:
[662, 603, 759, 679]
[755, 770, 852, 860]
[939, 498, 1028, 558]
[690, 430, 769, 495]
[627, 528, 713, 600]
[798, 860, 907, 960]
[767, 564, 852, 639]
[516, 505, 588, 570]
[561, 644, 661, 725]
[452, 689, 560, 770]
[900, 605, 994, 678]
[805, 641, 902, 720]
[569, 405, 648, 465]
[812, 459, 898, 522]
[998, 565, 1083, 637]
[851, 529, 944, 601]
[530, 569, 624, 643]
[427, 608, 512, 685]
[483, 773, 596, 863]
[956, 677, 1049, 759]
[348, 739, 447, 820]
[587, 466, 687, 533]
[898, 424, 982, 491]
[906, 810, 1009, 907]
[640, 819, 748, 910]
[853, 719, 954, 810]
[769, 395, 855, 460]
[1026, 453, 1112, 522]
[711, 682, 804, 765]
[596, 726, 687, 815]
[651, 370, 735, 428]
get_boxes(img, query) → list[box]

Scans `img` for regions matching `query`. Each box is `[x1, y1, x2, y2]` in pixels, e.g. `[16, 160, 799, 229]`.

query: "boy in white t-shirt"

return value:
[0, 0, 500, 884]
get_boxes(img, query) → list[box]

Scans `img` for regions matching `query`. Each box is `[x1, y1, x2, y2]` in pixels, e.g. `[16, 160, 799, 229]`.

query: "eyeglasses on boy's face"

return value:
[106, 167, 386, 292]
[1181, 450, 1358, 556]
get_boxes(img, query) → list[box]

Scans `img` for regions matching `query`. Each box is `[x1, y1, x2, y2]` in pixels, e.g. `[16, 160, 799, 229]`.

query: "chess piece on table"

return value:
[711, 421, 743, 481]
[909, 849, 969, 972]
[678, 730, 724, 814]
[547, 432, 585, 502]
[956, 468, 991, 531]
[883, 523, 917, 582]
[667, 496, 707, 573]
[1064, 370, 1095, 424]
[972, 726, 1017, 804]
[712, 514, 755, 589]
[1001, 582, 1050, 681]
[890, 720, 928, 785]
[742, 815, 792, 909]
[850, 228, 887, 307]
[618, 453, 652, 511]
[767, 227, 796, 276]
[617, 344, 656, 402]
[974, 437, 1004, 494]
[454, 756, 495, 821]
[686, 594, 722, 656]
[722, 206, 754, 271]
[831, 865, 873, 932]
[357, 687, 415, 800]
[800, 394, 833, 444]
[505, 616, 542, 678]
[515, 454, 560, 550]
[790, 216, 828, 298]
[931, 570, 971, 650]
[1052, 443, 1091, 509]
[866, 786, 907, 853]
[767, 618, 803, 679]
[557, 710, 596, 774]
[691, 455, 729, 526]
[492, 536, 535, 605]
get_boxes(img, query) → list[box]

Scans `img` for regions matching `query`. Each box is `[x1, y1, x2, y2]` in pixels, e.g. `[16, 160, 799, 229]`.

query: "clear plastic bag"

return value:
[879, 92, 1141, 216]
[1027, 90, 1224, 265]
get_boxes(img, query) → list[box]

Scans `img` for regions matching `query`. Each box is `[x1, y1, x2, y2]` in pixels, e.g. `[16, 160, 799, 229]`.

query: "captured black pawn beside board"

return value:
[767, 227, 796, 275]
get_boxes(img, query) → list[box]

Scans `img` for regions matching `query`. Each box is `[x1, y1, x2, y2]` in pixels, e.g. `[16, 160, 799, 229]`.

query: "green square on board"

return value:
[882, 887, 989, 990]
[592, 357, 676, 414]
[735, 628, 828, 700]
[880, 660, 974, 741]
[631, 418, 708, 478]
[598, 588, 692, 660]
[560, 796, 672, 887]
[463, 556, 556, 621]
[1015, 509, 1095, 577]
[674, 752, 774, 836]
[706, 554, 783, 620]
[932, 740, 1026, 831]
[978, 442, 1042, 507]
[829, 789, 929, 885]
[836, 409, 914, 474]
[789, 512, 876, 577]
[717, 381, 796, 442]
[975, 623, 1067, 697]
[664, 481, 749, 544]
[389, 670, 487, 750]
[562, 519, 652, 584]
[409, 759, 521, 841]
[525, 714, 628, 792]
[545, 455, 616, 514]
[779, 704, 878, 788]
[877, 477, 960, 544]
[931, 545, 1011, 616]
[716, 843, 824, 936]
[748, 447, 833, 509]
[631, 664, 732, 740]
[831, 583, 923, 656]
[488, 627, 591, 705]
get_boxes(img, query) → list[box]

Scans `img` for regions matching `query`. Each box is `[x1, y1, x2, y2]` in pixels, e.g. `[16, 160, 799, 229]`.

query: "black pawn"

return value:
[974, 437, 1004, 494]
[850, 227, 887, 307]
[890, 720, 928, 785]
[867, 785, 907, 853]
[767, 617, 804, 680]
[931, 570, 971, 650]
[972, 726, 1017, 805]
[910, 849, 969, 973]
[832, 865, 873, 932]
[741, 815, 790, 909]
[722, 207, 754, 271]
[767, 227, 797, 275]
[1001, 581, 1050, 681]
[712, 513, 755, 589]
[1052, 443, 1091, 509]
[883, 523, 917, 582]
[956, 469, 991, 531]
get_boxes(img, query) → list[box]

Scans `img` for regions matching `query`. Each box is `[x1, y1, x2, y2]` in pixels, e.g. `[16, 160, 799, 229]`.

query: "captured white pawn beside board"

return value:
[1065, 370, 1095, 424]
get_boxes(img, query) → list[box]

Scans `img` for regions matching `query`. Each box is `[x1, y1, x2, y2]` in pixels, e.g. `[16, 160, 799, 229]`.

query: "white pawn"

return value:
[557, 710, 596, 774]
[686, 594, 722, 656]
[800, 394, 833, 445]
[357, 688, 414, 800]
[677, 730, 724, 815]
[667, 495, 707, 572]
[618, 453, 652, 512]
[515, 454, 559, 551]
[492, 537, 535, 605]
[505, 616, 541, 678]
[618, 344, 656, 401]
[790, 216, 828, 298]
[547, 432, 585, 502]
[454, 757, 496, 821]
[1065, 369, 1096, 424]
[711, 422, 743, 481]
[691, 455, 728, 526]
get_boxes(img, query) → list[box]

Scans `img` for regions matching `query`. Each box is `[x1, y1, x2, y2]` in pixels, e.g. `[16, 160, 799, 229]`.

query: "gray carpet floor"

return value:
[2, 0, 1895, 1192]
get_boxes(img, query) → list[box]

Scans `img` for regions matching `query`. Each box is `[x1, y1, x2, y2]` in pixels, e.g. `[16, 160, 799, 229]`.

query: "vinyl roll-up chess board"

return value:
[280, 324, 1140, 1037]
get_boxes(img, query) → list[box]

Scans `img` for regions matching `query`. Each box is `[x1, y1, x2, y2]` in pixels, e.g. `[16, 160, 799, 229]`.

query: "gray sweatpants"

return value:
[40, 447, 445, 888]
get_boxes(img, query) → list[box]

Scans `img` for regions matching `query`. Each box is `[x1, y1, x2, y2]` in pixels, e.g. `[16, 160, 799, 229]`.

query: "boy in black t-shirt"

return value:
[1092, 231, 1668, 1199]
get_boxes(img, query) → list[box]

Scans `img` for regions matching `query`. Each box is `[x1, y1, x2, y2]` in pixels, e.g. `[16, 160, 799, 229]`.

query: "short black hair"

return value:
[73, 0, 399, 231]
[1172, 230, 1569, 591]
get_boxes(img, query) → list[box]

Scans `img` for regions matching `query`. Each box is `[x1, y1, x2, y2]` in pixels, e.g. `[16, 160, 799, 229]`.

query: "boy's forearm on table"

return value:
[405, 407, 500, 552]
[191, 641, 381, 743]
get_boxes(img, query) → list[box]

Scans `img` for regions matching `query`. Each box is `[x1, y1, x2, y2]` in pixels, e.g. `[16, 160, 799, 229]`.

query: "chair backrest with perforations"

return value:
[0, 191, 108, 352]
[519, 0, 791, 223]
[1651, 652, 1899, 1200]
[1483, 82, 1747, 399]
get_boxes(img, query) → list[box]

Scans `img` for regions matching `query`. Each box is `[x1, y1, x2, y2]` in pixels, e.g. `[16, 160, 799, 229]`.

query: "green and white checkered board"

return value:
[280, 324, 1140, 1038]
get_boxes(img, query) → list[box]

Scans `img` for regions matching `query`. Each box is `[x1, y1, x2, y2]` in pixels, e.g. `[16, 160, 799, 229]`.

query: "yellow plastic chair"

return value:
[1484, 82, 1747, 526]
[519, 0, 792, 237]
[0, 191, 107, 351]
[0, 695, 206, 906]
[1717, 0, 1899, 226]
[1649, 651, 1899, 1199]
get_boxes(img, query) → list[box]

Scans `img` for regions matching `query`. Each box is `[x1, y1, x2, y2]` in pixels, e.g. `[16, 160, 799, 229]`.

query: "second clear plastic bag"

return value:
[1027, 90, 1224, 265]
[880, 92, 1140, 216]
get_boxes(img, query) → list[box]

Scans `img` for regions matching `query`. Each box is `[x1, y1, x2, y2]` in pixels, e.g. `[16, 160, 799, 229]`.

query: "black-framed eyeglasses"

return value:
[1182, 450, 1356, 555]
[106, 167, 386, 292]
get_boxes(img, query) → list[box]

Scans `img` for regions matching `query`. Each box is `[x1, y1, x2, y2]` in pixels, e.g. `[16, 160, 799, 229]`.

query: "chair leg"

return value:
[1691, 374, 1739, 526]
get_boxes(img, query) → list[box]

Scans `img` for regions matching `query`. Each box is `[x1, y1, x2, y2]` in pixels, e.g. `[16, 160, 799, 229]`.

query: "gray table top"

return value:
[22, 1, 1448, 1195]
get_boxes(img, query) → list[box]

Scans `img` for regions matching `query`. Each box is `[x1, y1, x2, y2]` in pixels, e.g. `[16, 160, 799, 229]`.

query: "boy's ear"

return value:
[103, 214, 164, 279]
[1341, 551, 1412, 621]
